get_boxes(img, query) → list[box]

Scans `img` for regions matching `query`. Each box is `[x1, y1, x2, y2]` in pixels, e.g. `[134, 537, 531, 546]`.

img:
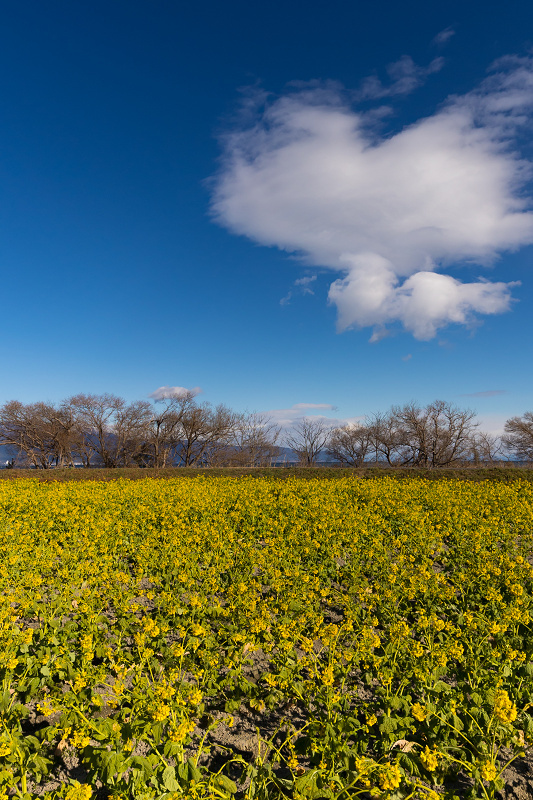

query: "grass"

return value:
[1, 464, 532, 481]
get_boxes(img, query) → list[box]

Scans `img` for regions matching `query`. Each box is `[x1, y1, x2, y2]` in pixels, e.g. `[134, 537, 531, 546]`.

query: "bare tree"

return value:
[177, 402, 241, 466]
[0, 400, 46, 468]
[424, 400, 478, 467]
[393, 402, 431, 466]
[145, 391, 197, 468]
[326, 422, 373, 466]
[114, 400, 153, 466]
[390, 400, 478, 467]
[366, 410, 410, 465]
[69, 412, 98, 468]
[468, 430, 503, 464]
[366, 401, 478, 467]
[0, 400, 75, 468]
[502, 412, 533, 461]
[216, 412, 281, 467]
[285, 417, 331, 466]
[37, 401, 78, 467]
[236, 412, 281, 466]
[68, 394, 123, 467]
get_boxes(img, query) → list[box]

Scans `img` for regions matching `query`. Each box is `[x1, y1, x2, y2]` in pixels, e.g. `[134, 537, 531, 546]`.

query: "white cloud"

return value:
[357, 55, 444, 100]
[462, 390, 507, 398]
[280, 273, 317, 305]
[211, 56, 533, 340]
[329, 260, 517, 339]
[149, 385, 202, 400]
[292, 402, 336, 410]
[432, 27, 455, 46]
[294, 275, 317, 293]
[263, 402, 358, 429]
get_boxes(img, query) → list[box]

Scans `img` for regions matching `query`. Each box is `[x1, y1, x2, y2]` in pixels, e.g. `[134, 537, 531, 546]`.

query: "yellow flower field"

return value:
[1, 476, 533, 799]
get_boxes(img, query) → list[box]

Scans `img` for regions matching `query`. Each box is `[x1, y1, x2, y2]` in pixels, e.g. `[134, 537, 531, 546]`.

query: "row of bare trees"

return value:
[0, 393, 281, 469]
[1, 394, 532, 468]
[283, 401, 533, 467]
[323, 400, 498, 467]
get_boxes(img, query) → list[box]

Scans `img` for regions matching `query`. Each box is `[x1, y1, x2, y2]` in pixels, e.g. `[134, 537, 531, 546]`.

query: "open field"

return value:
[1, 466, 533, 482]
[2, 476, 533, 799]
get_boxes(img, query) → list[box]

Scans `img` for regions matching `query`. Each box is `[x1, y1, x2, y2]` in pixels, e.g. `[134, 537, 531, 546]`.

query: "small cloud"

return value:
[369, 326, 391, 343]
[357, 55, 444, 100]
[264, 402, 347, 428]
[280, 274, 317, 305]
[432, 27, 455, 46]
[402, 353, 412, 361]
[461, 390, 507, 398]
[293, 402, 336, 410]
[149, 385, 202, 400]
[294, 275, 317, 294]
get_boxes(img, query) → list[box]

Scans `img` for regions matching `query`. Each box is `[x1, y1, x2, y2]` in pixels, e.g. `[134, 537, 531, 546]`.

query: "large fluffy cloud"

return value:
[211, 56, 533, 340]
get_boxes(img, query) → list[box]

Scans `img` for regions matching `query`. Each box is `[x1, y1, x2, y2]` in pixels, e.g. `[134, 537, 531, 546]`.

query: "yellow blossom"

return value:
[420, 746, 439, 772]
[480, 760, 497, 782]
[379, 762, 402, 790]
[494, 689, 517, 724]
[411, 702, 427, 722]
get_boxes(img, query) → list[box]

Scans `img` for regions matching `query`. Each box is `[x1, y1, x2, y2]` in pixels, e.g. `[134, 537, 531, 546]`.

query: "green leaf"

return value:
[163, 765, 180, 791]
[100, 750, 120, 783]
[379, 716, 398, 735]
[23, 734, 40, 749]
[452, 714, 464, 731]
[187, 757, 202, 783]
[0, 690, 10, 712]
[151, 721, 164, 742]
[398, 753, 422, 777]
[163, 740, 184, 758]
[296, 769, 330, 799]
[214, 774, 238, 794]
[130, 755, 154, 779]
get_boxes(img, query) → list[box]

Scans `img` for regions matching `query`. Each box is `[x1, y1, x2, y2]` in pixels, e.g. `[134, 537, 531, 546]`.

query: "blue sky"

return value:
[1, 0, 533, 433]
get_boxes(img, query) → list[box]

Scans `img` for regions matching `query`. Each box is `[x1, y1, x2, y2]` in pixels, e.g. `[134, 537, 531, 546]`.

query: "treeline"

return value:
[0, 394, 532, 469]
[319, 402, 532, 467]
[0, 393, 279, 469]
